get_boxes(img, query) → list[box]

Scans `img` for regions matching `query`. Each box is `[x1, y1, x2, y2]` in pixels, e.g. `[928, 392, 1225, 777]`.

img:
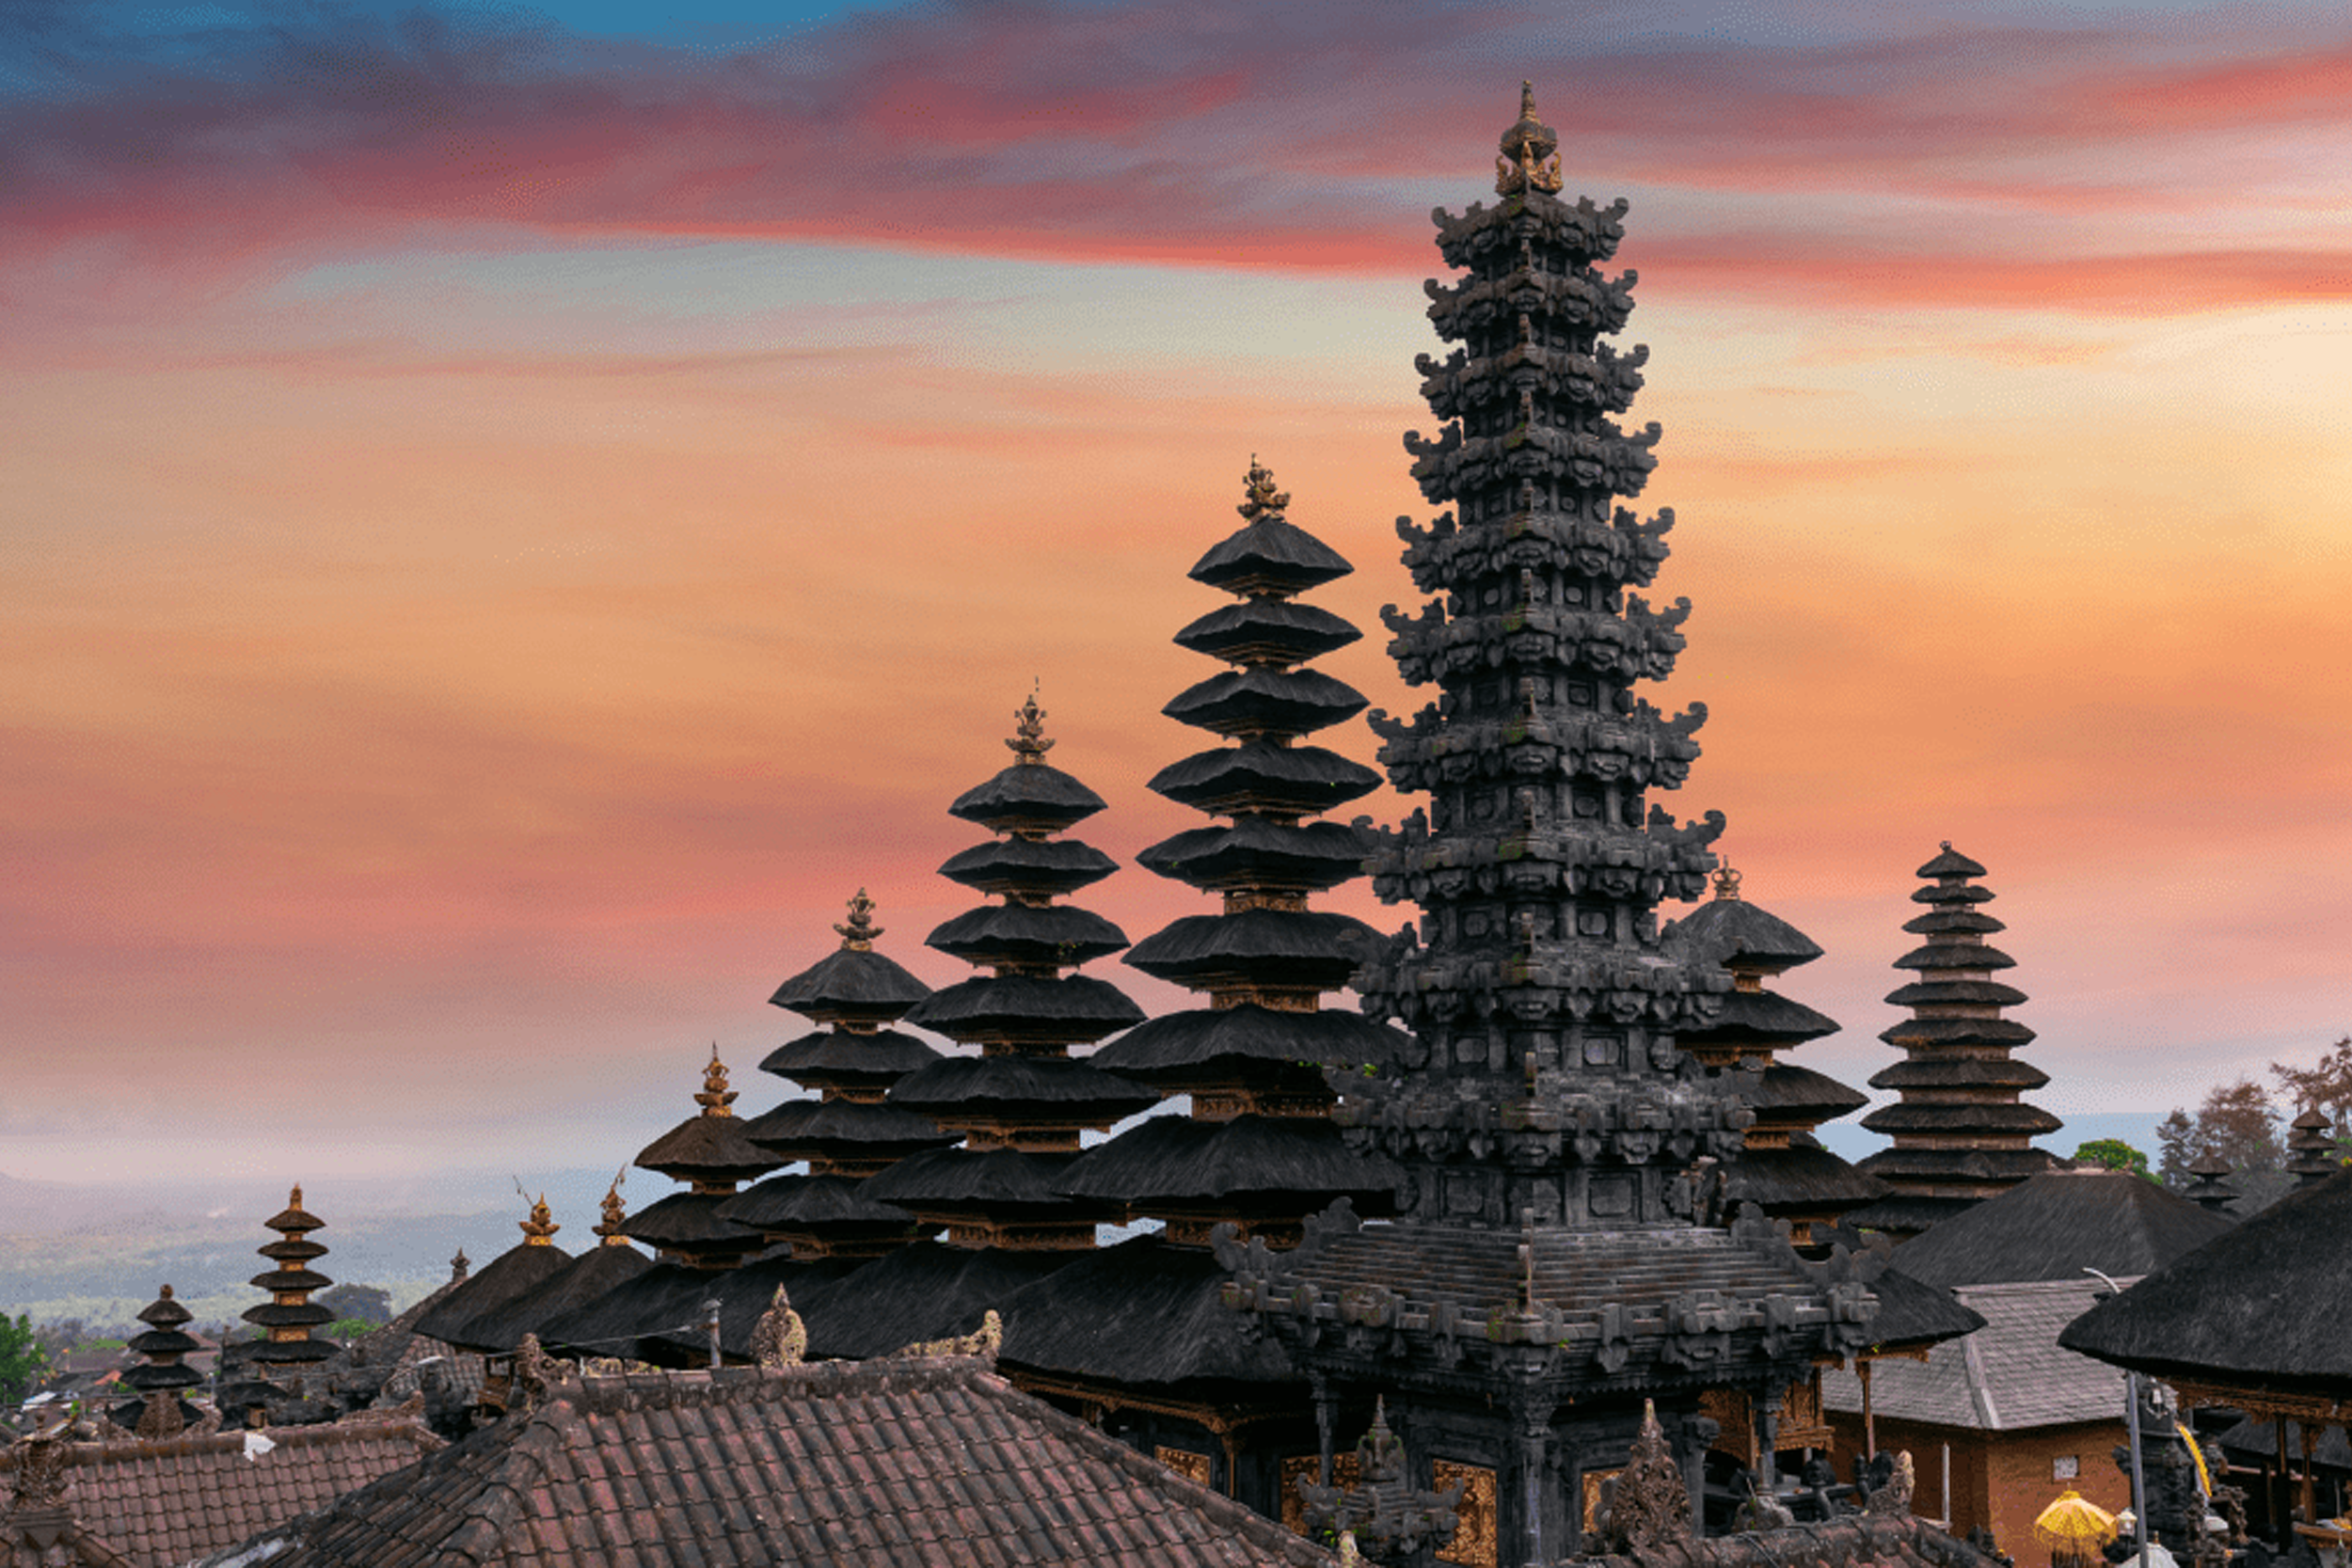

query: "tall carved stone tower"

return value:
[1228, 87, 1888, 1568]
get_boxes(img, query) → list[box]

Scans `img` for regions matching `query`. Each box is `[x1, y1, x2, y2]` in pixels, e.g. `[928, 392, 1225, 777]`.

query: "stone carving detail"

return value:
[893, 1308, 1003, 1363]
[1296, 1399, 1463, 1566]
[6, 1427, 72, 1511]
[751, 1286, 807, 1369]
[1864, 1449, 1915, 1516]
[1598, 1401, 1691, 1553]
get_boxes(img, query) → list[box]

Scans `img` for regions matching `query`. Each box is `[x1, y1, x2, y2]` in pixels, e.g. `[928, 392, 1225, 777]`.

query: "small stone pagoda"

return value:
[1667, 864, 1885, 1250]
[112, 1284, 205, 1435]
[983, 462, 1411, 1510]
[1225, 87, 1890, 1566]
[1848, 845, 2062, 1239]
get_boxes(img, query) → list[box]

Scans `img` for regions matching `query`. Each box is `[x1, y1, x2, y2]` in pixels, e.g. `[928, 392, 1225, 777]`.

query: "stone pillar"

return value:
[1681, 1414, 1722, 1541]
[1311, 1372, 1336, 1486]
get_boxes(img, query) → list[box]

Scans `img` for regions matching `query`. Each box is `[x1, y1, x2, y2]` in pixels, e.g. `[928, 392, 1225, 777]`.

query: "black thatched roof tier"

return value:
[1861, 1101, 2062, 1137]
[440, 1243, 653, 1354]
[127, 1326, 200, 1359]
[1187, 515, 1353, 599]
[901, 974, 1148, 1041]
[1883, 977, 2028, 1008]
[242, 1301, 337, 1328]
[738, 1097, 954, 1159]
[1870, 1055, 2050, 1091]
[755, 1028, 943, 1088]
[1162, 667, 1370, 740]
[886, 1054, 1157, 1120]
[946, 762, 1105, 834]
[1670, 898, 1824, 973]
[800, 1240, 1072, 1360]
[1863, 1265, 1990, 1353]
[1721, 1142, 1886, 1215]
[532, 1260, 715, 1361]
[997, 1234, 1301, 1387]
[1853, 1146, 2064, 1185]
[937, 836, 1119, 898]
[1877, 1016, 2038, 1048]
[2058, 1167, 2352, 1399]
[1683, 990, 1840, 1048]
[120, 1359, 202, 1392]
[1912, 880, 1994, 907]
[1893, 942, 2017, 972]
[1917, 845, 1988, 879]
[410, 1239, 578, 1344]
[1902, 908, 2004, 936]
[924, 902, 1130, 968]
[1057, 1114, 1403, 1208]
[1750, 1065, 1869, 1121]
[717, 1173, 917, 1231]
[1136, 816, 1375, 895]
[2212, 1414, 2352, 1467]
[1831, 1194, 1981, 1239]
[859, 1148, 1102, 1217]
[257, 1237, 329, 1263]
[1089, 1004, 1408, 1082]
[1888, 1170, 2233, 1291]
[249, 1267, 333, 1293]
[243, 1338, 341, 1367]
[1149, 740, 1383, 819]
[640, 1253, 869, 1363]
[263, 1195, 326, 1234]
[766, 943, 930, 1024]
[1173, 597, 1361, 668]
[619, 1190, 765, 1256]
[1122, 909, 1380, 990]
[633, 1110, 780, 1185]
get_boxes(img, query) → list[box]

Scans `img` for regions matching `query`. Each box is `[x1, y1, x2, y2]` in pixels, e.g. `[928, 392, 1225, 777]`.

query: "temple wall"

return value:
[1825, 1413, 2131, 1560]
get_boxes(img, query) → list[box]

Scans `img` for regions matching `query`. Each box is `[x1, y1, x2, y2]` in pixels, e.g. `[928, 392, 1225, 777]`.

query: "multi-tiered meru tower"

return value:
[1227, 87, 1890, 1567]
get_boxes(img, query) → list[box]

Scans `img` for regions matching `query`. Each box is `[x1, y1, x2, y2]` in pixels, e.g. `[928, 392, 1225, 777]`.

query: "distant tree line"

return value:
[2153, 1035, 2352, 1213]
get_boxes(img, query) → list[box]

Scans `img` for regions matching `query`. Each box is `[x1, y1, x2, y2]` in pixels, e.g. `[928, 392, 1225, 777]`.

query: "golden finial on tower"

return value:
[695, 1044, 737, 1117]
[594, 1171, 631, 1246]
[519, 1192, 560, 1245]
[1008, 683, 1054, 766]
[834, 888, 882, 951]
[289, 1183, 303, 1210]
[1236, 454, 1291, 522]
[1495, 80, 1564, 197]
[1712, 863, 1742, 901]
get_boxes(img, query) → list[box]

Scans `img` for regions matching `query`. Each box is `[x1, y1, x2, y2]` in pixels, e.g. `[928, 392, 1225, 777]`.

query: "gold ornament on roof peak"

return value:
[520, 1192, 560, 1245]
[595, 1172, 631, 1246]
[1712, 863, 1742, 901]
[1236, 455, 1291, 522]
[1496, 80, 1564, 197]
[1008, 684, 1054, 766]
[835, 887, 881, 951]
[288, 1183, 303, 1210]
[695, 1044, 737, 1117]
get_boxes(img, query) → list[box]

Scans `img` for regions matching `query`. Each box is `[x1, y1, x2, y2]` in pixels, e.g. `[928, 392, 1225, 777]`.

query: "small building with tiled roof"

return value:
[199, 1356, 1337, 1567]
[1821, 1277, 2132, 1559]
[0, 1410, 440, 1568]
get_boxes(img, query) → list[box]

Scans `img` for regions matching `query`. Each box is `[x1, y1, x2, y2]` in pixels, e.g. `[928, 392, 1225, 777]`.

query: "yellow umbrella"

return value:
[2035, 1491, 2121, 1555]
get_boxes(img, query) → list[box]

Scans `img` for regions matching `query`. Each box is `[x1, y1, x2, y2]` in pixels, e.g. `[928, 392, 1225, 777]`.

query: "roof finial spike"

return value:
[1712, 862, 1741, 901]
[520, 1191, 560, 1245]
[695, 1045, 738, 1117]
[1237, 455, 1291, 522]
[1008, 686, 1055, 765]
[1495, 80, 1564, 197]
[595, 1169, 631, 1245]
[1520, 79, 1537, 119]
[835, 887, 882, 951]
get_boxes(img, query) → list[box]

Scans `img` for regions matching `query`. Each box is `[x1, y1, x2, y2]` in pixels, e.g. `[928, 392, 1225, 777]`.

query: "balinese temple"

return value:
[215, 1186, 342, 1421]
[409, 1193, 575, 1350]
[669, 892, 955, 1360]
[1666, 863, 1885, 1251]
[1846, 846, 2062, 1239]
[435, 1180, 651, 1358]
[1224, 87, 1898, 1565]
[537, 1051, 779, 1364]
[823, 696, 1157, 1354]
[111, 1284, 204, 1435]
[986, 462, 1410, 1508]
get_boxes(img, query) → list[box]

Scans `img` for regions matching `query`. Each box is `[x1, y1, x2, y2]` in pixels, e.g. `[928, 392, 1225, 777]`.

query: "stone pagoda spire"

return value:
[623, 1048, 779, 1270]
[113, 1284, 204, 1436]
[1848, 845, 2062, 1239]
[1228, 87, 1889, 1560]
[723, 890, 956, 1259]
[1668, 863, 1886, 1250]
[1065, 458, 1408, 1249]
[241, 1185, 338, 1373]
[865, 692, 1156, 1250]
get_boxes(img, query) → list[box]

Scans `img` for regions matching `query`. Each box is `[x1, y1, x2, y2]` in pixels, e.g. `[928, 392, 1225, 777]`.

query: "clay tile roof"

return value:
[200, 1359, 1336, 1567]
[1, 1415, 440, 1568]
[1822, 1277, 2129, 1432]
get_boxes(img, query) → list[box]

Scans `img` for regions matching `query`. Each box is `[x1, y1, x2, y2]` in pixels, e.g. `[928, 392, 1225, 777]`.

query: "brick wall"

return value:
[1825, 1414, 2133, 1561]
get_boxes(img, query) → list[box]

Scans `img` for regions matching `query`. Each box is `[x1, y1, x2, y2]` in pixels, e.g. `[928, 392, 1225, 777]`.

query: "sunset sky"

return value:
[4, 0, 2347, 1197]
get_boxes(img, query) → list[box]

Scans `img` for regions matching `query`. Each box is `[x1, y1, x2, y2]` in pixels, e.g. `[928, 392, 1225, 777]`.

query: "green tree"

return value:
[0, 1312, 50, 1404]
[2074, 1138, 2155, 1181]
[2272, 1036, 2352, 1143]
[2155, 1108, 2198, 1189]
